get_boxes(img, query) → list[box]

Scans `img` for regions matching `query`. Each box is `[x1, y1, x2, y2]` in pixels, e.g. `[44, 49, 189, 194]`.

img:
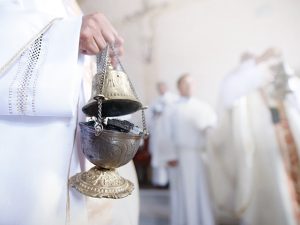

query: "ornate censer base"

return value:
[69, 166, 134, 199]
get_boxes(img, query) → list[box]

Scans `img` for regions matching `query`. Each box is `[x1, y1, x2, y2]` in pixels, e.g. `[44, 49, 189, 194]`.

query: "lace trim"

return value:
[8, 33, 48, 115]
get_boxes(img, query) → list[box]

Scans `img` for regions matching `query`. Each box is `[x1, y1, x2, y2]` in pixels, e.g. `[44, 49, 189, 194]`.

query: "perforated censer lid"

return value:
[82, 64, 143, 117]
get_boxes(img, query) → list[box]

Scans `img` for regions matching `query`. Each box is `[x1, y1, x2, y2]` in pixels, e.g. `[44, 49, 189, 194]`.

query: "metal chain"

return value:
[141, 110, 148, 135]
[93, 47, 109, 136]
[94, 97, 103, 136]
[96, 46, 109, 97]
[110, 45, 148, 135]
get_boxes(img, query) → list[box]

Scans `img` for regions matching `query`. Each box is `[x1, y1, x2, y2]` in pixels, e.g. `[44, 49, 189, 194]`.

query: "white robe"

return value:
[148, 91, 178, 186]
[208, 60, 299, 225]
[0, 1, 139, 225]
[162, 97, 216, 225]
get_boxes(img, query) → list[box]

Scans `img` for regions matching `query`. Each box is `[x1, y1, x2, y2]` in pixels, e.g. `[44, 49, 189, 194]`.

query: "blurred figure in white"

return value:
[148, 81, 178, 187]
[161, 74, 216, 225]
[208, 48, 300, 225]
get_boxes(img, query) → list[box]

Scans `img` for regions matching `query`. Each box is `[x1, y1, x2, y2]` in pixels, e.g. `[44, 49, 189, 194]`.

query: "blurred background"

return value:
[79, 0, 300, 107]
[78, 0, 300, 225]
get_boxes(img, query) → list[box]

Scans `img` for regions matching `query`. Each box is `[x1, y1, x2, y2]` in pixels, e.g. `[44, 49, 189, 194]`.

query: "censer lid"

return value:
[82, 50, 144, 117]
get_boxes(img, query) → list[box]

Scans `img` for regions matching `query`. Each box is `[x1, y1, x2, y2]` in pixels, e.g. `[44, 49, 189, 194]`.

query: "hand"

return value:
[167, 160, 178, 167]
[79, 12, 124, 56]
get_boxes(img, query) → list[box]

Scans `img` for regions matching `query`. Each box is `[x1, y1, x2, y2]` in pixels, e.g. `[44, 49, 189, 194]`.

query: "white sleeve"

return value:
[33, 17, 83, 117]
[0, 15, 83, 117]
[218, 60, 263, 111]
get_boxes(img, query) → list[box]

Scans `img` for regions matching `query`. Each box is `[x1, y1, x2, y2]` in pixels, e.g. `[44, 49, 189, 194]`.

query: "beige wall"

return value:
[79, 0, 300, 108]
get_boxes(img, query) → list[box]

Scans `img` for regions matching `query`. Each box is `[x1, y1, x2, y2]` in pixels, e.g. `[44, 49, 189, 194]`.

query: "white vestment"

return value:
[0, 1, 139, 225]
[208, 59, 299, 225]
[148, 91, 177, 186]
[162, 97, 216, 225]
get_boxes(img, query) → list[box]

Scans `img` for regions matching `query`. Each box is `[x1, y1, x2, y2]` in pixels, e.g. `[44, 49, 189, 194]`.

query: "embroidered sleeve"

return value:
[8, 33, 48, 115]
[0, 17, 82, 117]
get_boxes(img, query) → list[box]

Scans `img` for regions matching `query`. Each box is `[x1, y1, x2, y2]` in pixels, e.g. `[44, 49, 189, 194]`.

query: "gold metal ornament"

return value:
[69, 167, 134, 199]
[69, 46, 147, 199]
[82, 60, 143, 117]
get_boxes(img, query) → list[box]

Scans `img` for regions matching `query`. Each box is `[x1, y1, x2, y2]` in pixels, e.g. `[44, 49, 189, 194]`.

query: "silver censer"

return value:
[69, 46, 147, 199]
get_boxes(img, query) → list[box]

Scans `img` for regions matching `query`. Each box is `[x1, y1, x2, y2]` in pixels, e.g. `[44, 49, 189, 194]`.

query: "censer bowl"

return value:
[79, 121, 142, 169]
[69, 121, 142, 199]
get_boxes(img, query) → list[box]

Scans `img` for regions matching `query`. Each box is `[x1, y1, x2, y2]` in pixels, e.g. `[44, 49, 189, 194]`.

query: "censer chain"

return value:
[110, 45, 148, 135]
[94, 47, 109, 136]
[94, 98, 103, 136]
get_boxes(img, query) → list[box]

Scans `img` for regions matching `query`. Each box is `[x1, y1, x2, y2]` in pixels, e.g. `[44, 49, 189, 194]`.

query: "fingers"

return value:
[79, 25, 99, 55]
[108, 35, 124, 65]
[79, 12, 124, 56]
[114, 36, 124, 56]
[110, 57, 118, 68]
[93, 33, 107, 52]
